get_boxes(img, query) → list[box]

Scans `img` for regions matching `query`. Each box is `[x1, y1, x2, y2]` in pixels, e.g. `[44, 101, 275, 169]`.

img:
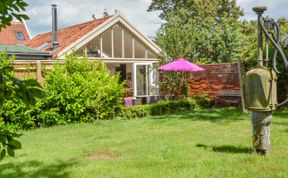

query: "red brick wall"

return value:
[189, 63, 240, 99]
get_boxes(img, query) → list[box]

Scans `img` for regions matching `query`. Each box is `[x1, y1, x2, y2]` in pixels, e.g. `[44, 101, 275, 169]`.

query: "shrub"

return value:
[0, 53, 125, 129]
[117, 105, 151, 119]
[40, 54, 125, 123]
[194, 94, 213, 108]
[0, 100, 36, 129]
[117, 98, 198, 119]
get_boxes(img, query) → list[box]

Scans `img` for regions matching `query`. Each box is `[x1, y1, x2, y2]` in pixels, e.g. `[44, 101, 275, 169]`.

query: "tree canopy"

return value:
[149, 0, 256, 63]
[0, 0, 29, 29]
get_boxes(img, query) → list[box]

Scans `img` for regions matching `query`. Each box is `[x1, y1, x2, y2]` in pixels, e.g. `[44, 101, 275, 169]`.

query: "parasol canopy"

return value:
[159, 58, 204, 72]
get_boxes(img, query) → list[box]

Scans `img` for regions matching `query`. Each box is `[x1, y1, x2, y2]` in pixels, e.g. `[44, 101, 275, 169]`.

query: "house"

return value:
[26, 5, 162, 103]
[0, 22, 51, 60]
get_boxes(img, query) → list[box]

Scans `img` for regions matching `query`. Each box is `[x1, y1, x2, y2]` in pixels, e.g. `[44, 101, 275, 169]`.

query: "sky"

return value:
[24, 0, 288, 38]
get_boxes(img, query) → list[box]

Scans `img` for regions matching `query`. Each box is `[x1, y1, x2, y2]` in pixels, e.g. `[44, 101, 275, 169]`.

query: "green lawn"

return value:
[1, 108, 288, 178]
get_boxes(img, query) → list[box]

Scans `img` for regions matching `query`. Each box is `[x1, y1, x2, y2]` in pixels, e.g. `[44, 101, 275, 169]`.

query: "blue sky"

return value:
[24, 0, 288, 38]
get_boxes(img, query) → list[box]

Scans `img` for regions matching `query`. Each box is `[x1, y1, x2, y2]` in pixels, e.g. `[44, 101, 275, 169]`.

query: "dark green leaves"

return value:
[0, 51, 42, 161]
[0, 149, 6, 160]
[0, 52, 44, 107]
[0, 0, 29, 29]
[0, 128, 22, 161]
[14, 79, 44, 106]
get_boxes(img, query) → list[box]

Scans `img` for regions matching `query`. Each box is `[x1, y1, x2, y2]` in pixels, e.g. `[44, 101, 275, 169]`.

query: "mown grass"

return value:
[1, 108, 288, 178]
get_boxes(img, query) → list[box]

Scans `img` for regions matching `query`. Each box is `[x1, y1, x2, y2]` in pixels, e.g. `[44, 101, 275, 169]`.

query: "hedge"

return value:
[117, 98, 198, 120]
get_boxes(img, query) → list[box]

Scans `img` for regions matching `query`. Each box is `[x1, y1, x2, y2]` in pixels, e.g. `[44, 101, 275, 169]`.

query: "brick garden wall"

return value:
[189, 63, 241, 99]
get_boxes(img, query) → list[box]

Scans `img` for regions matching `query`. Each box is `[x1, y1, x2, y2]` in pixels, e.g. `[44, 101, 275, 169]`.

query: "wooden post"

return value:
[237, 59, 246, 113]
[36, 60, 42, 83]
[121, 28, 125, 58]
[132, 38, 135, 58]
[100, 36, 103, 57]
[111, 29, 114, 58]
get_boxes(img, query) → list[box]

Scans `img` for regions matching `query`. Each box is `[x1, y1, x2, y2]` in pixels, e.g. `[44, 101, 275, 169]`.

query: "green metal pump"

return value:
[246, 67, 277, 111]
[245, 6, 288, 155]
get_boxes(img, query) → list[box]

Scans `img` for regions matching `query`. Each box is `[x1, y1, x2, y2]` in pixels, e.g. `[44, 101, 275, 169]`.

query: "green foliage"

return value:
[0, 54, 126, 129]
[0, 52, 43, 106]
[0, 125, 22, 161]
[117, 105, 151, 119]
[194, 94, 213, 108]
[0, 0, 29, 29]
[40, 54, 125, 123]
[159, 70, 190, 99]
[0, 52, 42, 160]
[117, 99, 198, 119]
[0, 100, 36, 129]
[150, 0, 249, 63]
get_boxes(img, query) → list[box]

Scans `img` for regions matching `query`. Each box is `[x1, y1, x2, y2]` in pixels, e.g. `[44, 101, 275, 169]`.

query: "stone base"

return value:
[250, 111, 272, 155]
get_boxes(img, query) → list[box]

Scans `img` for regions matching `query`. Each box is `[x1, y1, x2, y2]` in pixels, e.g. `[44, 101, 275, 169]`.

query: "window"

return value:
[15, 31, 25, 41]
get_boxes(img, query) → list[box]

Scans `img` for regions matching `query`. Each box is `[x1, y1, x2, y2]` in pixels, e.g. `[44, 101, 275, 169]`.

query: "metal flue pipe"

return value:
[52, 4, 59, 50]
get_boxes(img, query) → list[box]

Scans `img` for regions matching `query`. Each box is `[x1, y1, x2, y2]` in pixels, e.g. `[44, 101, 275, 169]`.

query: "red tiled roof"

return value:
[0, 22, 30, 45]
[25, 16, 111, 57]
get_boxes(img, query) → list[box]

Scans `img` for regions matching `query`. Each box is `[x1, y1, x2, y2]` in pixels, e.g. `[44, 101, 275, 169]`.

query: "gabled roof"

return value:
[26, 11, 162, 59]
[0, 22, 31, 45]
[25, 16, 111, 57]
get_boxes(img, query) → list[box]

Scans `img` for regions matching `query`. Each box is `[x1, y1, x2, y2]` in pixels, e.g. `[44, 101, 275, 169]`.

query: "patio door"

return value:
[133, 63, 159, 97]
[134, 64, 150, 96]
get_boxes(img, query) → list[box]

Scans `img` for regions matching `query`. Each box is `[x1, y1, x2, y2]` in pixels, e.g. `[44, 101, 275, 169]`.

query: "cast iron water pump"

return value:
[245, 6, 288, 155]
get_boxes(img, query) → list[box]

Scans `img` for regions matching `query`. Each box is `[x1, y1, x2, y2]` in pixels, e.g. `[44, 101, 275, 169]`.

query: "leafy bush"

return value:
[194, 94, 213, 108]
[0, 100, 36, 129]
[1, 53, 125, 129]
[117, 98, 198, 119]
[40, 54, 125, 123]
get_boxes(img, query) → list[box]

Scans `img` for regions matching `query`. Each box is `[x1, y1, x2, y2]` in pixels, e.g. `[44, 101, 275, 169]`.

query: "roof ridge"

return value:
[34, 15, 112, 37]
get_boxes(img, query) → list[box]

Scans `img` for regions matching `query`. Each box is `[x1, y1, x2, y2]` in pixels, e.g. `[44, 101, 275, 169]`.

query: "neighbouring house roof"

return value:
[0, 22, 31, 45]
[25, 16, 111, 57]
[0, 45, 51, 60]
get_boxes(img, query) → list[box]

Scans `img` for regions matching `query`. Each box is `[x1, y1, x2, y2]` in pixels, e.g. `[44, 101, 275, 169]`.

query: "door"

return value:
[135, 64, 150, 96]
[133, 63, 159, 97]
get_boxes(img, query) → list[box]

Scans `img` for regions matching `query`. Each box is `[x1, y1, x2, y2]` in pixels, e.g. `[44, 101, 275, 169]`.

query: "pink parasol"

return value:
[159, 58, 204, 72]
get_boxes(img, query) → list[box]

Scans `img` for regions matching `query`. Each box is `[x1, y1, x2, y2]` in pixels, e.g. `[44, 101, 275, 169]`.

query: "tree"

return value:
[0, 0, 41, 160]
[149, 0, 250, 63]
[0, 0, 29, 29]
[0, 52, 43, 160]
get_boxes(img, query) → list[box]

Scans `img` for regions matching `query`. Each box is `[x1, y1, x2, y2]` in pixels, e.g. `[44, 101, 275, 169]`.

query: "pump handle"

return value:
[260, 18, 288, 107]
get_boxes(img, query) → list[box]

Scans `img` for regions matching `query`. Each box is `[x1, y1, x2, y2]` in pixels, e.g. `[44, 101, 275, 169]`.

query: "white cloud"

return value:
[24, 0, 288, 38]
[24, 0, 163, 38]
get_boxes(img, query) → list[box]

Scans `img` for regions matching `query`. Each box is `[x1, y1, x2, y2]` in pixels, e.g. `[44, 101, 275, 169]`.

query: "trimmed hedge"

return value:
[194, 94, 214, 108]
[117, 98, 198, 119]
